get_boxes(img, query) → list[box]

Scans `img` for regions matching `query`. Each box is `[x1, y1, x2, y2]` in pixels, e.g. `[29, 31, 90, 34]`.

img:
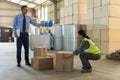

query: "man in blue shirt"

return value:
[13, 5, 44, 67]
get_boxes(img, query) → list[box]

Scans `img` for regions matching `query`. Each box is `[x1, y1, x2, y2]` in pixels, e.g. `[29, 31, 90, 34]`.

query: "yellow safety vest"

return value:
[82, 38, 100, 54]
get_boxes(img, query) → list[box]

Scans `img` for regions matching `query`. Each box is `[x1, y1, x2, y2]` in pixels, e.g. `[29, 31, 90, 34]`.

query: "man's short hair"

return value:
[21, 5, 27, 11]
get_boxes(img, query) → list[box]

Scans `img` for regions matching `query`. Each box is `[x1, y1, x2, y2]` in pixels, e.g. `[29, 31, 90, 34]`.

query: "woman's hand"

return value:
[63, 54, 74, 59]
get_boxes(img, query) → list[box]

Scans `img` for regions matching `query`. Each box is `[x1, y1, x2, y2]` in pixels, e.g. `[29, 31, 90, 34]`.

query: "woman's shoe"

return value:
[81, 69, 92, 73]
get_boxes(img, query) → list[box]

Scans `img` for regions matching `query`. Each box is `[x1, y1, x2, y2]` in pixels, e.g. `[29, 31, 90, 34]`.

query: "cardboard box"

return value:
[102, 0, 109, 5]
[60, 17, 65, 24]
[60, 0, 64, 8]
[100, 25, 108, 30]
[87, 9, 94, 19]
[94, 6, 102, 18]
[101, 17, 109, 25]
[101, 5, 109, 17]
[56, 51, 74, 72]
[65, 17, 69, 24]
[80, 20, 88, 24]
[69, 16, 73, 24]
[109, 42, 120, 53]
[101, 30, 109, 42]
[110, 5, 120, 17]
[73, 3, 78, 15]
[87, 19, 94, 25]
[32, 56, 53, 71]
[87, 30, 93, 39]
[93, 30, 101, 42]
[109, 30, 120, 41]
[109, 17, 120, 29]
[65, 6, 69, 17]
[94, 18, 101, 25]
[110, 0, 120, 5]
[73, 0, 78, 4]
[31, 58, 34, 68]
[94, 0, 101, 7]
[34, 47, 47, 57]
[101, 42, 109, 54]
[64, 0, 69, 6]
[78, 3, 87, 14]
[73, 14, 87, 24]
[79, 14, 87, 21]
[68, 6, 73, 16]
[69, 0, 73, 5]
[60, 8, 64, 18]
[47, 54, 56, 68]
[87, 25, 94, 30]
[79, 0, 87, 4]
[94, 24, 108, 30]
[87, 0, 94, 9]
[73, 15, 78, 24]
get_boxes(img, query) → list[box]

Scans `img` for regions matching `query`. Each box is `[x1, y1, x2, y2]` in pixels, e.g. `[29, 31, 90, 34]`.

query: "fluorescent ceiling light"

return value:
[11, 0, 21, 3]
[27, 0, 33, 1]
[28, 3, 36, 8]
[19, 1, 29, 5]
[34, 0, 47, 4]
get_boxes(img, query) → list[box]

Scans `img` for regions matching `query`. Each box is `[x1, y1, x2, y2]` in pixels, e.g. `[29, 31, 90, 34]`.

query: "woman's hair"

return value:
[78, 30, 90, 39]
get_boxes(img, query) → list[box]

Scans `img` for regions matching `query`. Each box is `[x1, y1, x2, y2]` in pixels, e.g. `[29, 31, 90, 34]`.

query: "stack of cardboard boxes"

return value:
[31, 47, 74, 72]
[56, 51, 74, 72]
[86, 0, 120, 54]
[107, 0, 120, 53]
[86, 0, 109, 54]
[60, 0, 87, 24]
[31, 47, 53, 71]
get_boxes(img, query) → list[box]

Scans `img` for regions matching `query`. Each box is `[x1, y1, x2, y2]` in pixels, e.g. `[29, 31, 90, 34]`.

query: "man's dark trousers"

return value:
[16, 33, 29, 64]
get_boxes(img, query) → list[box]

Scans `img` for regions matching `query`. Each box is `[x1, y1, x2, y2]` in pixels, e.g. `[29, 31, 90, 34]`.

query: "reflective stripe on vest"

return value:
[83, 38, 100, 54]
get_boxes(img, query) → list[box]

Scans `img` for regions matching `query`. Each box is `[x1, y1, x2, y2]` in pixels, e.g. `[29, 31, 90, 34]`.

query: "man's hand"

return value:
[63, 54, 74, 59]
[14, 32, 18, 38]
[40, 21, 45, 26]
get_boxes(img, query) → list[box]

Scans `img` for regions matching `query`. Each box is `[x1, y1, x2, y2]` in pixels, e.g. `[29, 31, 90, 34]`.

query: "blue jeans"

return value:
[79, 52, 101, 69]
[16, 33, 29, 64]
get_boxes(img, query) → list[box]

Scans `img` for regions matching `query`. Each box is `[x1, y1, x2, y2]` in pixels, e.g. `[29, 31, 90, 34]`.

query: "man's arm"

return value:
[12, 15, 18, 32]
[13, 15, 19, 38]
[30, 18, 44, 27]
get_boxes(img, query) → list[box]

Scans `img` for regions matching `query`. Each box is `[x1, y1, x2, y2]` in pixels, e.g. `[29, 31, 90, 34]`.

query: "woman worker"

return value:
[64, 30, 101, 73]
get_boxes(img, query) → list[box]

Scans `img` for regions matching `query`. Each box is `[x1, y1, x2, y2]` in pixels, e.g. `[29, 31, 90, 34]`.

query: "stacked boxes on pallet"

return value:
[31, 47, 74, 72]
[31, 47, 53, 71]
[60, 0, 87, 24]
[86, 0, 120, 54]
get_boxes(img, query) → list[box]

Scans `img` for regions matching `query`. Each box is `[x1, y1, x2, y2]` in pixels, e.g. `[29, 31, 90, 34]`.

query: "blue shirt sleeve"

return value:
[30, 18, 41, 27]
[12, 15, 18, 32]
[73, 41, 90, 55]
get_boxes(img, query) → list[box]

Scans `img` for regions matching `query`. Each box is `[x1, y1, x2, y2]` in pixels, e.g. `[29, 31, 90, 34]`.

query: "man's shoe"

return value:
[26, 62, 31, 66]
[81, 69, 92, 73]
[17, 64, 21, 67]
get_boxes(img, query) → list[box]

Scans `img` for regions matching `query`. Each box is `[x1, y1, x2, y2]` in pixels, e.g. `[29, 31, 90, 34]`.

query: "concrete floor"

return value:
[0, 43, 120, 80]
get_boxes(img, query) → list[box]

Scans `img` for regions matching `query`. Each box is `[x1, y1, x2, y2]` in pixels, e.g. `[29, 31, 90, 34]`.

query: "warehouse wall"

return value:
[0, 1, 32, 27]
